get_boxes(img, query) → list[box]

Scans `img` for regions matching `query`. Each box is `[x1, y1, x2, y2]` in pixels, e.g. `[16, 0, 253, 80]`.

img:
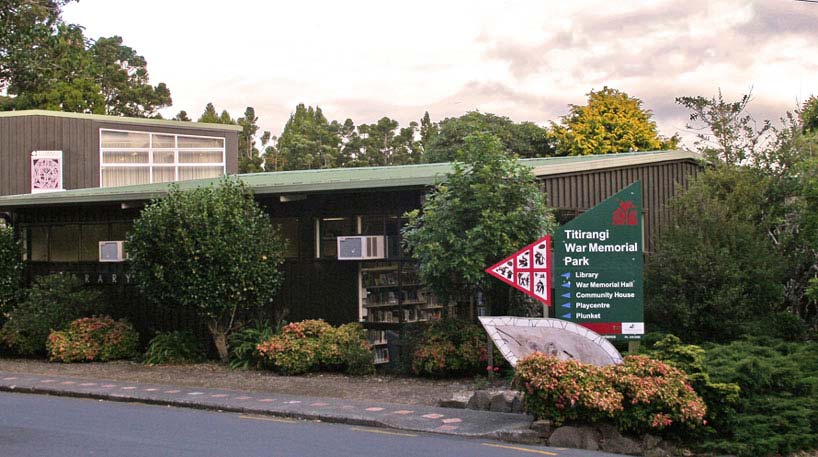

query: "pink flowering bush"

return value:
[256, 320, 373, 375]
[515, 353, 707, 436]
[609, 355, 707, 434]
[515, 353, 623, 425]
[46, 316, 139, 363]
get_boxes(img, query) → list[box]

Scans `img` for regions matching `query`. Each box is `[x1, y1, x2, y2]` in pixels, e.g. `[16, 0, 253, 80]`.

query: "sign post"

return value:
[552, 181, 644, 340]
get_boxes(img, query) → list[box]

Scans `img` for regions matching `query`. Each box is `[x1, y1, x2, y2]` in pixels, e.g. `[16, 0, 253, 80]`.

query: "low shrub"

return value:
[228, 321, 276, 370]
[1, 274, 101, 356]
[609, 356, 707, 435]
[46, 316, 139, 363]
[410, 319, 492, 377]
[515, 354, 622, 425]
[144, 331, 205, 365]
[0, 224, 23, 320]
[256, 320, 373, 375]
[515, 353, 707, 438]
[699, 337, 818, 457]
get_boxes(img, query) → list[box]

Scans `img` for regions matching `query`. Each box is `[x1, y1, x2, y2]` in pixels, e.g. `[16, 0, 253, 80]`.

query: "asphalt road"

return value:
[0, 392, 624, 457]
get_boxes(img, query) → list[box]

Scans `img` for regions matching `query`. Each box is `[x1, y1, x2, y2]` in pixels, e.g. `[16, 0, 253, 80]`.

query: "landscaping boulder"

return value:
[437, 391, 470, 409]
[489, 392, 519, 413]
[548, 425, 601, 451]
[601, 434, 643, 455]
[467, 390, 492, 410]
[529, 420, 554, 439]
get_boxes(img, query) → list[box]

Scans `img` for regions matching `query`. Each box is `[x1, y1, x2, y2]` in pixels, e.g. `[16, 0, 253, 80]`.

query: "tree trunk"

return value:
[207, 320, 230, 363]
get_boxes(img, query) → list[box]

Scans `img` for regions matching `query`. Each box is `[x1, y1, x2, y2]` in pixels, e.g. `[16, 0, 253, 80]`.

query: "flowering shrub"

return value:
[515, 353, 707, 436]
[46, 316, 139, 363]
[257, 332, 319, 375]
[256, 320, 373, 375]
[410, 319, 494, 377]
[609, 355, 707, 435]
[515, 353, 623, 425]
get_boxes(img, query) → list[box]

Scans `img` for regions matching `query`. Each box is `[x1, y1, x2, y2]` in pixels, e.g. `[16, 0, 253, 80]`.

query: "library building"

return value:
[0, 110, 702, 363]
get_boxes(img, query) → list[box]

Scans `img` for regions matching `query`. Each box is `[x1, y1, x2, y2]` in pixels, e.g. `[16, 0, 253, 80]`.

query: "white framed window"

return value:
[99, 129, 226, 188]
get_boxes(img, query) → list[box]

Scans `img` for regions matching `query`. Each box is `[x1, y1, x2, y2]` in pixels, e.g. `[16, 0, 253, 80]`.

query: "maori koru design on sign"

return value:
[486, 234, 552, 306]
[31, 158, 61, 190]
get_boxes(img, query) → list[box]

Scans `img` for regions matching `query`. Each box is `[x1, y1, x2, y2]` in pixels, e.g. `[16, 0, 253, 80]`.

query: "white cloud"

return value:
[63, 0, 818, 147]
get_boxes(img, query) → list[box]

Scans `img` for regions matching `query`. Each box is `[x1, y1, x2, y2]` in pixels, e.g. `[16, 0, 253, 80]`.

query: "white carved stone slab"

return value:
[479, 316, 623, 367]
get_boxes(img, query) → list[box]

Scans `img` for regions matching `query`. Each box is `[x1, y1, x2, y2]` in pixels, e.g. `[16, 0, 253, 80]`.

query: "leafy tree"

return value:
[402, 133, 555, 316]
[88, 36, 171, 117]
[424, 111, 552, 163]
[237, 106, 263, 173]
[276, 104, 340, 170]
[197, 102, 235, 125]
[172, 110, 191, 122]
[676, 90, 773, 165]
[0, 0, 75, 92]
[1, 1, 171, 116]
[668, 91, 818, 329]
[344, 117, 421, 166]
[419, 111, 437, 146]
[551, 87, 678, 156]
[0, 224, 23, 319]
[127, 178, 285, 362]
[799, 95, 818, 134]
[259, 130, 279, 171]
[645, 166, 789, 342]
[8, 24, 104, 113]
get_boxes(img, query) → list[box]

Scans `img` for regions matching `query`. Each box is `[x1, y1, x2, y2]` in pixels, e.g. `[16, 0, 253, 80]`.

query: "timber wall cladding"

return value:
[0, 115, 93, 196]
[541, 160, 701, 251]
[0, 115, 239, 197]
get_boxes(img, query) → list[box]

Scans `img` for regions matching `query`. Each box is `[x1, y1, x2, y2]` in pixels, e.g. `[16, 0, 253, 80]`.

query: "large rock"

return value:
[529, 420, 554, 439]
[642, 434, 662, 451]
[489, 392, 519, 413]
[511, 394, 523, 413]
[437, 391, 470, 409]
[596, 424, 643, 455]
[548, 426, 601, 451]
[601, 435, 643, 455]
[467, 390, 491, 410]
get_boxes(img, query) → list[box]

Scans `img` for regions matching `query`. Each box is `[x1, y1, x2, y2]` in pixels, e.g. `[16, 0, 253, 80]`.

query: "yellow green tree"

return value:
[551, 87, 678, 156]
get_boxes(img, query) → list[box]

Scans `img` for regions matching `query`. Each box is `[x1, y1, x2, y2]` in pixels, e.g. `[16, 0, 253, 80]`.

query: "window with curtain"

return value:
[100, 129, 226, 188]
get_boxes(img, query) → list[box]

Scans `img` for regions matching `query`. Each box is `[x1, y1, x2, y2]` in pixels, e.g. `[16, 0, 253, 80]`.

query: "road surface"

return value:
[0, 392, 622, 457]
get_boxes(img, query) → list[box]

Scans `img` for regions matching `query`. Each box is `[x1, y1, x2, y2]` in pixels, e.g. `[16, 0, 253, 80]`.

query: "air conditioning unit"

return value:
[99, 241, 126, 262]
[337, 236, 385, 260]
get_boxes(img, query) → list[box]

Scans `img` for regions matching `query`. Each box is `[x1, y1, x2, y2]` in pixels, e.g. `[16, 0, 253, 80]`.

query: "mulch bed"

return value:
[0, 358, 480, 406]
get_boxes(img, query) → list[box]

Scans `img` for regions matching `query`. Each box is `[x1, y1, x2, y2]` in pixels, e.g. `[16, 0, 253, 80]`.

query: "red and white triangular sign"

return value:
[485, 234, 552, 306]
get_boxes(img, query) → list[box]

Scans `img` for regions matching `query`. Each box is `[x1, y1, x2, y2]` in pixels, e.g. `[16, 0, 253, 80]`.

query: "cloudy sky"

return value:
[64, 0, 818, 145]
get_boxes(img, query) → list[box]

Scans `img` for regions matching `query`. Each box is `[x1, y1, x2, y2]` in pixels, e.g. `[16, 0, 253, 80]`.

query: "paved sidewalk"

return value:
[0, 370, 533, 439]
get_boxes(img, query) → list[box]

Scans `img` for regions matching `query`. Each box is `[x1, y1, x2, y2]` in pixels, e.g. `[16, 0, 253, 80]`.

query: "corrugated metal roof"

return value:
[0, 109, 243, 132]
[0, 150, 701, 208]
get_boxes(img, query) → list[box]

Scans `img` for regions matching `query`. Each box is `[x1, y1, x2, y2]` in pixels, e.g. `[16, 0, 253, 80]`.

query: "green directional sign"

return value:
[553, 181, 644, 340]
